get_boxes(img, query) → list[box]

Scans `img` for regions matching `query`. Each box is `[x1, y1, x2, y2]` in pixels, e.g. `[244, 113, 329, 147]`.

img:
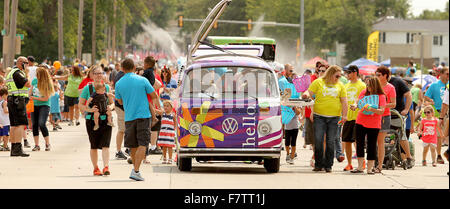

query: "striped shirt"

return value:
[158, 113, 176, 148]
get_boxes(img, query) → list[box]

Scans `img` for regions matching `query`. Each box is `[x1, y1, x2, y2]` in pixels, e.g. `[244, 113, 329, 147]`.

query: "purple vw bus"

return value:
[176, 53, 282, 173]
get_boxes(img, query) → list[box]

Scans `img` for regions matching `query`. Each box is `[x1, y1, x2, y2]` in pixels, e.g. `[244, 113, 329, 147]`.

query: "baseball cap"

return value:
[345, 65, 359, 74]
[27, 56, 35, 62]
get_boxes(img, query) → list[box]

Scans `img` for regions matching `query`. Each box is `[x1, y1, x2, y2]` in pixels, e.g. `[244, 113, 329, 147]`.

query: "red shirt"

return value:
[311, 74, 318, 82]
[78, 78, 93, 90]
[382, 83, 396, 116]
[421, 119, 438, 144]
[356, 93, 386, 129]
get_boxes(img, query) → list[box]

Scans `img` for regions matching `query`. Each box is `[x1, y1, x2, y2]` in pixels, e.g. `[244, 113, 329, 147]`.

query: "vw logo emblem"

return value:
[222, 118, 239, 135]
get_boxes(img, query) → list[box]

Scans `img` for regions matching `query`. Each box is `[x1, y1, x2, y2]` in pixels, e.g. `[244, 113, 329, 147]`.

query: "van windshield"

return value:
[182, 67, 279, 99]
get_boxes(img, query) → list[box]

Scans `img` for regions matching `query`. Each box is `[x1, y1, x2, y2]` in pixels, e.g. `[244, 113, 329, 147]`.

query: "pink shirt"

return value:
[382, 83, 396, 116]
[421, 119, 438, 144]
[356, 92, 386, 129]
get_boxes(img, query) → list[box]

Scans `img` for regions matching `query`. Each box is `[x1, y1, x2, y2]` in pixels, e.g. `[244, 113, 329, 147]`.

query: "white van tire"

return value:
[178, 157, 192, 171]
[264, 158, 280, 173]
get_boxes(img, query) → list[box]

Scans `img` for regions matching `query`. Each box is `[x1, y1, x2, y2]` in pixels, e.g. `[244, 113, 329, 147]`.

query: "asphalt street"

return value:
[0, 116, 448, 189]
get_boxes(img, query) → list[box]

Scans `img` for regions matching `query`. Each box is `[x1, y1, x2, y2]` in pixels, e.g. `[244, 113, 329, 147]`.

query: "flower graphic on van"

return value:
[179, 101, 224, 148]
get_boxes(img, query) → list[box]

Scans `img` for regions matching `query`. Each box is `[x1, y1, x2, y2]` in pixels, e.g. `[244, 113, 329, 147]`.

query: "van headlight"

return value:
[188, 121, 202, 136]
[258, 122, 272, 137]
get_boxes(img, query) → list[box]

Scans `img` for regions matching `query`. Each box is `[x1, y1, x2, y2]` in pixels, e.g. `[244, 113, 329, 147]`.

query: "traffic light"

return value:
[248, 19, 252, 30]
[178, 16, 183, 27]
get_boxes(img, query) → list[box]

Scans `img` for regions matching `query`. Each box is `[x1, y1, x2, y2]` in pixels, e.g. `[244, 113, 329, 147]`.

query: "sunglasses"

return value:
[424, 111, 432, 114]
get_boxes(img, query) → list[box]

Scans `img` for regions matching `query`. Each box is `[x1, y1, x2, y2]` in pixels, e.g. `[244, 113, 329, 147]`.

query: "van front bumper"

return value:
[178, 148, 281, 158]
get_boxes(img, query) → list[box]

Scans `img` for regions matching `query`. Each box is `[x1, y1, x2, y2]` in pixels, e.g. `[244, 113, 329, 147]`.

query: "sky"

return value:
[410, 0, 449, 16]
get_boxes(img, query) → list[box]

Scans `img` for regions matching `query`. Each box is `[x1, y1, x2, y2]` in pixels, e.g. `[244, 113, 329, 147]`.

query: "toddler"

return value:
[418, 105, 444, 167]
[0, 88, 10, 151]
[157, 100, 177, 164]
[86, 82, 114, 130]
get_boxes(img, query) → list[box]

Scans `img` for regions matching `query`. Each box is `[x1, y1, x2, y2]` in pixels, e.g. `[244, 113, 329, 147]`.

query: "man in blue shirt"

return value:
[424, 67, 449, 164]
[116, 58, 158, 181]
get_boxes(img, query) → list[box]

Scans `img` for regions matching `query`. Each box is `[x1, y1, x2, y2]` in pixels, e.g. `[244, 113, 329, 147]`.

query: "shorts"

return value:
[65, 96, 79, 107]
[380, 115, 391, 132]
[285, 129, 299, 147]
[125, 118, 151, 148]
[342, 120, 357, 142]
[116, 107, 126, 132]
[422, 142, 437, 148]
[51, 113, 61, 122]
[151, 115, 162, 132]
[0, 125, 10, 136]
[86, 118, 112, 150]
[304, 118, 315, 145]
[7, 96, 29, 127]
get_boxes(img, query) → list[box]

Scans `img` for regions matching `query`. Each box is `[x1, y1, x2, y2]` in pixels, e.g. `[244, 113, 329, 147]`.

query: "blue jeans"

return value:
[31, 105, 50, 137]
[313, 114, 340, 169]
[335, 123, 344, 159]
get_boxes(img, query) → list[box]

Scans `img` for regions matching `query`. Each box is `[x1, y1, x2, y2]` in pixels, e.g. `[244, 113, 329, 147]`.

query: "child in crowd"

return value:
[157, 100, 177, 164]
[86, 82, 114, 130]
[50, 81, 64, 131]
[418, 105, 444, 167]
[0, 88, 10, 151]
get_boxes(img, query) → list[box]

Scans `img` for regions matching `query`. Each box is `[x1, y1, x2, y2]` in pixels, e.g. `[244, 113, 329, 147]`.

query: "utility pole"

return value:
[420, 34, 424, 87]
[58, 0, 64, 62]
[8, 0, 18, 68]
[112, 0, 117, 62]
[299, 0, 304, 72]
[91, 0, 96, 65]
[3, 0, 10, 69]
[77, 0, 84, 61]
[122, 17, 126, 61]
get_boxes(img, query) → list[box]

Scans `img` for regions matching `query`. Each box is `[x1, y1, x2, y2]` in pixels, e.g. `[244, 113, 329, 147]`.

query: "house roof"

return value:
[373, 18, 449, 33]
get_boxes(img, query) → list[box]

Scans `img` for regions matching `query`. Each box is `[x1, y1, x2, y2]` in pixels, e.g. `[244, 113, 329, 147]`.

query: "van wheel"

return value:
[178, 157, 192, 172]
[264, 158, 280, 173]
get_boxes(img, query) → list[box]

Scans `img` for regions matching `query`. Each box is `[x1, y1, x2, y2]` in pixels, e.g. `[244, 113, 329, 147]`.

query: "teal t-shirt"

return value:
[31, 78, 51, 106]
[80, 83, 111, 120]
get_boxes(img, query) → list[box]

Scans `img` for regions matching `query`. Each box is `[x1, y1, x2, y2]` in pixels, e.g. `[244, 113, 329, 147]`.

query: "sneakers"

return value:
[313, 167, 323, 172]
[286, 155, 291, 163]
[422, 160, 427, 166]
[32, 145, 41, 151]
[56, 124, 62, 130]
[53, 127, 58, 131]
[76, 121, 80, 126]
[343, 164, 353, 171]
[288, 159, 294, 165]
[432, 161, 437, 167]
[68, 121, 74, 126]
[406, 158, 415, 169]
[148, 147, 162, 155]
[168, 159, 173, 164]
[45, 144, 51, 151]
[337, 155, 345, 163]
[437, 155, 445, 164]
[115, 151, 128, 160]
[125, 148, 131, 156]
[93, 167, 103, 176]
[162, 158, 167, 164]
[444, 151, 449, 161]
[103, 166, 110, 176]
[325, 168, 332, 173]
[23, 140, 30, 148]
[129, 169, 144, 181]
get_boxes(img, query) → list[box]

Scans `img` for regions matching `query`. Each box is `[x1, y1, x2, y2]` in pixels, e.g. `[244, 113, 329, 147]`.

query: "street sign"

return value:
[16, 34, 24, 40]
[1, 29, 6, 36]
[320, 49, 330, 53]
[327, 52, 336, 57]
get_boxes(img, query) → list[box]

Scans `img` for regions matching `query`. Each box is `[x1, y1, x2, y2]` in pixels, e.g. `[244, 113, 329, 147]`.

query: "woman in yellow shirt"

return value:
[303, 65, 348, 173]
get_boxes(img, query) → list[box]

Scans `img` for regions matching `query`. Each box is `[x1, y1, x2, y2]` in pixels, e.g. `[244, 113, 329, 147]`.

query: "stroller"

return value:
[383, 109, 412, 170]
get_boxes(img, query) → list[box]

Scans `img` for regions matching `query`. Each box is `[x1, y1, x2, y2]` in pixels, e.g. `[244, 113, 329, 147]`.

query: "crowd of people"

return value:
[280, 60, 449, 175]
[0, 53, 448, 181]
